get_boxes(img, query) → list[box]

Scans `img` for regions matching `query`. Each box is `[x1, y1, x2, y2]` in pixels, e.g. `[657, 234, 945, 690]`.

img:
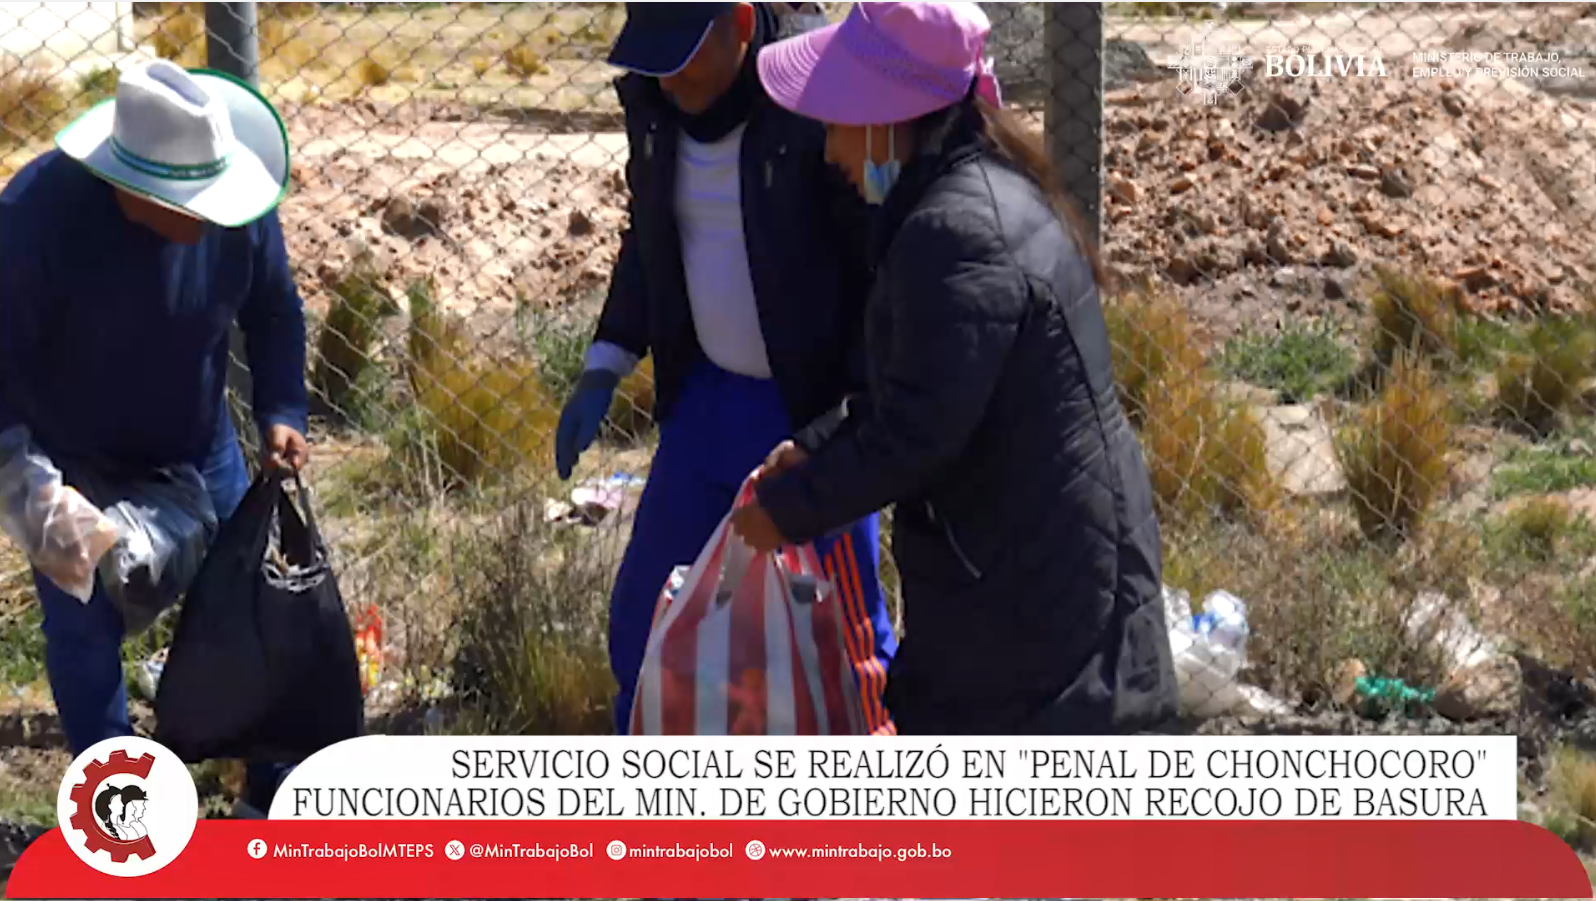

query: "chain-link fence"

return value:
[2, 0, 1595, 853]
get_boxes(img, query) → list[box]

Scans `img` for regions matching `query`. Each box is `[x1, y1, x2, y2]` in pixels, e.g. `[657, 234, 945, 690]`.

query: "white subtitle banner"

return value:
[269, 735, 1517, 821]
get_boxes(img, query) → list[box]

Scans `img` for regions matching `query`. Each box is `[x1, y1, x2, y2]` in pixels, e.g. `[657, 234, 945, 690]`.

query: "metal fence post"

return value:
[205, 3, 262, 453]
[1045, 2, 1105, 249]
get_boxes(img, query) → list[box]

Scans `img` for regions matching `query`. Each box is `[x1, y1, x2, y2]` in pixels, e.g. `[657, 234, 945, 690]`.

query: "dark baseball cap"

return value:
[607, 2, 740, 77]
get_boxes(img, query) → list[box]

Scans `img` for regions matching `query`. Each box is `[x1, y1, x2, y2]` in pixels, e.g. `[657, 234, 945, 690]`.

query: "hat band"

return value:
[838, 14, 974, 103]
[109, 136, 231, 182]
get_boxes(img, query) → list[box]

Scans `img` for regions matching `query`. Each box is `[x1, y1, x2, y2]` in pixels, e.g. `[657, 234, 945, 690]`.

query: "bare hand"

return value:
[730, 501, 787, 553]
[754, 440, 809, 485]
[262, 424, 310, 473]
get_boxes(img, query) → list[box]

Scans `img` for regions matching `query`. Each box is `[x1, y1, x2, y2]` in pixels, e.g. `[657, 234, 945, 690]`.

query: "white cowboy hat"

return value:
[54, 59, 289, 228]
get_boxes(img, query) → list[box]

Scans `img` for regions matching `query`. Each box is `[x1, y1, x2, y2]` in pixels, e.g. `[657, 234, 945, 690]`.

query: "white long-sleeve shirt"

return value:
[585, 123, 772, 380]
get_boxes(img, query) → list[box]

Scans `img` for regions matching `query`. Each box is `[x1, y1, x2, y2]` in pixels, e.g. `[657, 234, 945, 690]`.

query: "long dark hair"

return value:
[912, 97, 1108, 290]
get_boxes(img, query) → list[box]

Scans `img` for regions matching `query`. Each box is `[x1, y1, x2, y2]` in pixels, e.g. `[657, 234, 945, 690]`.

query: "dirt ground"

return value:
[263, 3, 1596, 352]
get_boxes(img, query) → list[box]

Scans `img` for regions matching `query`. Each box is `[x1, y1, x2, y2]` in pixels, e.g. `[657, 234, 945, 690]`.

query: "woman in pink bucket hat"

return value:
[732, 2, 1179, 735]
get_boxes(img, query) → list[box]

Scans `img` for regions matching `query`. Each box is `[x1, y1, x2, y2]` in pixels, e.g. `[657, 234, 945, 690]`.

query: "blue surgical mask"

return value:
[862, 125, 901, 206]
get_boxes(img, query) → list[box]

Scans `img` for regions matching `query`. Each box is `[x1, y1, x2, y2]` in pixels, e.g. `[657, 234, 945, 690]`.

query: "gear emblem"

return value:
[67, 749, 158, 863]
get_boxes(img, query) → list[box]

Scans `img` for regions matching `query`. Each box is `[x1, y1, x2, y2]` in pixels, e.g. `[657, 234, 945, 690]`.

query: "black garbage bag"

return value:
[154, 472, 364, 764]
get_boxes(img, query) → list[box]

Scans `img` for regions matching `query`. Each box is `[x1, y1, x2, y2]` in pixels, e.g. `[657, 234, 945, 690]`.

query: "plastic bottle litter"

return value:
[1163, 585, 1290, 719]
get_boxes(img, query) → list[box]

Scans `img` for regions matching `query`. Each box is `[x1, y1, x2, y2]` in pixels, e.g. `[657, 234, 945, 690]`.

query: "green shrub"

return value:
[1219, 321, 1357, 403]
[312, 257, 399, 423]
[1494, 315, 1596, 436]
[1491, 432, 1596, 498]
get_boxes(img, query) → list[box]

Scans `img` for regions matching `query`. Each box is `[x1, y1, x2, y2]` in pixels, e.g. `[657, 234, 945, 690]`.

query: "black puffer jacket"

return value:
[756, 104, 1178, 735]
[594, 4, 874, 431]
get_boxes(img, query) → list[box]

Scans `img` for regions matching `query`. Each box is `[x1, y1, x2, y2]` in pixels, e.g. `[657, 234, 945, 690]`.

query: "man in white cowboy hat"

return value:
[0, 59, 309, 815]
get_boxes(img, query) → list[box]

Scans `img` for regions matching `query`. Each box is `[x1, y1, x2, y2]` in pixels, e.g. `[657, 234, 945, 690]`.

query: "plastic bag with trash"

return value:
[1163, 585, 1289, 719]
[0, 426, 121, 602]
[77, 464, 219, 637]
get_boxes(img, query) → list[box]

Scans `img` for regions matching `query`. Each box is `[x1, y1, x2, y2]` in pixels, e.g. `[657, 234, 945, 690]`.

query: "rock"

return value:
[1102, 38, 1169, 91]
[1256, 89, 1310, 132]
[1260, 404, 1347, 495]
[1333, 659, 1369, 707]
[1324, 277, 1347, 301]
[1169, 175, 1195, 194]
[1323, 239, 1359, 268]
[1434, 655, 1523, 722]
[1346, 163, 1381, 181]
[568, 209, 595, 237]
[1453, 265, 1496, 291]
[1266, 223, 1295, 264]
[417, 196, 450, 231]
[1357, 212, 1404, 239]
[381, 194, 421, 239]
[1221, 381, 1280, 407]
[1442, 92, 1467, 117]
[1379, 167, 1415, 199]
[1108, 174, 1142, 204]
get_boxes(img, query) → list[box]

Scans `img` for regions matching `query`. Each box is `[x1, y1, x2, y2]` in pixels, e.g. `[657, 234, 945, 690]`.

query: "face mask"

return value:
[862, 125, 901, 206]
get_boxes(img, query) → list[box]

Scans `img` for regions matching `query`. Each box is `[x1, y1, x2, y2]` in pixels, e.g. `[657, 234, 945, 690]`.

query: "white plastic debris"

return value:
[132, 648, 167, 702]
[548, 473, 645, 526]
[1405, 590, 1500, 674]
[1163, 585, 1290, 719]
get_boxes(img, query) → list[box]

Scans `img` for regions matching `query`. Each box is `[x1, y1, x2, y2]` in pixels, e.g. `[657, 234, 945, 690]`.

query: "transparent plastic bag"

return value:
[0, 426, 120, 602]
[80, 465, 219, 636]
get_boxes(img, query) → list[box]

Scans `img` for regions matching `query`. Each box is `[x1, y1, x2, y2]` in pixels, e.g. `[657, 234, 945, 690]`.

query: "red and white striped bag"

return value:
[629, 477, 869, 736]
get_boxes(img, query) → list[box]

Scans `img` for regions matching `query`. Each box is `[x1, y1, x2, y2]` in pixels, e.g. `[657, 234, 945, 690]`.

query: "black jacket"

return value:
[593, 57, 874, 430]
[757, 105, 1178, 735]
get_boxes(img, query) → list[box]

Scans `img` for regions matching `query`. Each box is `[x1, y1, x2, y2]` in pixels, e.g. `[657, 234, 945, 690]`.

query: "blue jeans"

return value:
[608, 362, 898, 735]
[36, 430, 289, 812]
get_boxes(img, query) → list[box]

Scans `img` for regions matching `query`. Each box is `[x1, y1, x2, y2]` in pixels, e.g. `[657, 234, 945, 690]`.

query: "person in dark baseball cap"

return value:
[561, 3, 898, 736]
[606, 2, 739, 78]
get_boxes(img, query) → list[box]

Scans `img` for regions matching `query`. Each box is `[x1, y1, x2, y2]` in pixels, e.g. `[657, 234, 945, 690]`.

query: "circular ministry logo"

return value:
[56, 736, 199, 877]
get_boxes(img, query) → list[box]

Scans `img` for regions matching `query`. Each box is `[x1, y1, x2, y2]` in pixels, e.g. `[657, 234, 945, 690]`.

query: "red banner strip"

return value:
[8, 819, 1590, 899]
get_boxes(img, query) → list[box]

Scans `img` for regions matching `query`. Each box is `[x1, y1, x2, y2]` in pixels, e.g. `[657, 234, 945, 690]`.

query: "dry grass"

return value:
[1104, 286, 1278, 525]
[1336, 352, 1454, 542]
[1369, 265, 1461, 368]
[404, 280, 562, 489]
[1495, 314, 1596, 437]
[353, 56, 394, 89]
[1547, 746, 1596, 853]
[448, 499, 615, 735]
[0, 64, 68, 149]
[1139, 371, 1278, 525]
[150, 7, 207, 68]
[1104, 286, 1208, 425]
[503, 44, 549, 79]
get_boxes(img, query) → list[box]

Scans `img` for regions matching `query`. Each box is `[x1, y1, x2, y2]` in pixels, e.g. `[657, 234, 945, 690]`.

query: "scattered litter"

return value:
[1354, 675, 1437, 718]
[1163, 585, 1292, 719]
[1405, 590, 1500, 674]
[547, 473, 645, 526]
[353, 605, 384, 696]
[132, 648, 167, 702]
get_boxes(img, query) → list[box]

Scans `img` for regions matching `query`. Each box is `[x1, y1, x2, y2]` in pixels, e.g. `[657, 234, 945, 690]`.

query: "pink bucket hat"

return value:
[757, 2, 1003, 126]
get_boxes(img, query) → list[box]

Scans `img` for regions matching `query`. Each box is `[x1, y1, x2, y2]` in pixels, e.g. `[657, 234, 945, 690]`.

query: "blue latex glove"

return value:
[555, 369, 621, 481]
